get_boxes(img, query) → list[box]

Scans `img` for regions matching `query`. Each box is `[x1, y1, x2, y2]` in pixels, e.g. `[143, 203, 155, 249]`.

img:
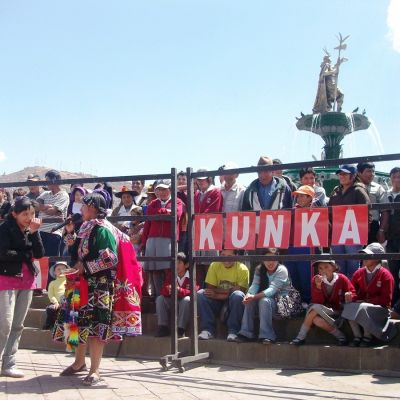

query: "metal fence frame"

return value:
[1, 152, 400, 372]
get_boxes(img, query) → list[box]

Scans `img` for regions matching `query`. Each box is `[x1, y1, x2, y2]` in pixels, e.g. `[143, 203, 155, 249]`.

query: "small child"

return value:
[290, 255, 356, 346]
[155, 252, 198, 338]
[43, 262, 68, 330]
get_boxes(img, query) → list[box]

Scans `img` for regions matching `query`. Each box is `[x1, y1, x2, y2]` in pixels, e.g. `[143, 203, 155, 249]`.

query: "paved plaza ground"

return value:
[0, 350, 399, 400]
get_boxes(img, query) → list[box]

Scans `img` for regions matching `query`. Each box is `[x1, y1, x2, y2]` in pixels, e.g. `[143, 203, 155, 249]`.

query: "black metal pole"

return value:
[170, 168, 178, 355]
[186, 167, 199, 355]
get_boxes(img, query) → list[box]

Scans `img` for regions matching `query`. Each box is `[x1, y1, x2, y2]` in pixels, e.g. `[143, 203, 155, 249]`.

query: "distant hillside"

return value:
[0, 166, 132, 193]
[0, 166, 97, 187]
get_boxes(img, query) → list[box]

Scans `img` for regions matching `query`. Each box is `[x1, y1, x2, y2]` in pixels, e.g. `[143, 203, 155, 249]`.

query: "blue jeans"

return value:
[239, 297, 277, 341]
[197, 289, 245, 335]
[331, 244, 362, 278]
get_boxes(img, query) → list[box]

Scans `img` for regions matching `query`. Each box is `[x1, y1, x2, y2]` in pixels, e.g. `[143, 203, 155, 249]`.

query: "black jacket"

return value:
[0, 216, 45, 276]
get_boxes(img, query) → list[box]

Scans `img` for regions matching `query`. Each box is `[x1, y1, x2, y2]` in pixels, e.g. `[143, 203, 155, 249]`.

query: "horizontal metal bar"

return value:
[191, 153, 400, 178]
[107, 215, 174, 222]
[194, 253, 400, 262]
[47, 256, 173, 262]
[0, 173, 172, 188]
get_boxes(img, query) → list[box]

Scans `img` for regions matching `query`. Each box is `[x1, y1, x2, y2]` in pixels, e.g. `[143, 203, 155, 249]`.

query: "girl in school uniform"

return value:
[290, 256, 356, 345]
[341, 242, 397, 347]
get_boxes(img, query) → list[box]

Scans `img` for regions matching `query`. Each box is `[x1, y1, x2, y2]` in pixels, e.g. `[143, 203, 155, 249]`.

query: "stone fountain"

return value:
[288, 34, 388, 193]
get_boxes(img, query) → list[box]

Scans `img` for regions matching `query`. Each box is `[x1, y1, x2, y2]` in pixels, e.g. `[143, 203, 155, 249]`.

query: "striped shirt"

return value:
[37, 190, 70, 235]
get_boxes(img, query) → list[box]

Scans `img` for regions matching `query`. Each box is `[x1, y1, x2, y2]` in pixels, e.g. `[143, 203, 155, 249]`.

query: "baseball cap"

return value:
[359, 242, 385, 255]
[292, 185, 315, 198]
[196, 168, 209, 180]
[336, 164, 356, 175]
[155, 179, 171, 189]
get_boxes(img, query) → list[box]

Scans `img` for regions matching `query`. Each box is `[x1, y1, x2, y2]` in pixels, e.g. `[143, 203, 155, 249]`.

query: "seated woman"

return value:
[342, 243, 397, 347]
[237, 248, 298, 344]
[291, 256, 355, 346]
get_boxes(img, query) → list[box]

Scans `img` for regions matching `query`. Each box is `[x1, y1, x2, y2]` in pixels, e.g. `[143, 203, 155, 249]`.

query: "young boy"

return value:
[43, 261, 68, 330]
[155, 252, 198, 338]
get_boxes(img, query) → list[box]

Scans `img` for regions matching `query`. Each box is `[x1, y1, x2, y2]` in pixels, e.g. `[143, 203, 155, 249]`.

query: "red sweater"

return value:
[142, 198, 184, 246]
[351, 267, 394, 308]
[311, 273, 356, 311]
[194, 186, 223, 214]
[160, 270, 199, 299]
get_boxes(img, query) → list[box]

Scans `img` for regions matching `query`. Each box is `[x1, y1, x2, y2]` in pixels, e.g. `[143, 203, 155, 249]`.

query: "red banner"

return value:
[331, 204, 369, 246]
[193, 205, 369, 250]
[194, 214, 223, 251]
[257, 210, 292, 249]
[293, 208, 329, 247]
[224, 212, 256, 250]
[33, 257, 49, 289]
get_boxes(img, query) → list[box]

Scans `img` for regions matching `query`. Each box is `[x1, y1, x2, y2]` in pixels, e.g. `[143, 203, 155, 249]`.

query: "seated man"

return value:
[197, 249, 249, 341]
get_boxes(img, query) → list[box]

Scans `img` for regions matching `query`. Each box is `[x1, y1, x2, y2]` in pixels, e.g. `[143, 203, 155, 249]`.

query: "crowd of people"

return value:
[0, 156, 400, 384]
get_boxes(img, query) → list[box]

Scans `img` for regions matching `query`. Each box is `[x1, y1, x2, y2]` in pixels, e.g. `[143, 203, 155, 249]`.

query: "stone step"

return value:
[30, 294, 156, 313]
[19, 327, 400, 373]
[25, 305, 400, 346]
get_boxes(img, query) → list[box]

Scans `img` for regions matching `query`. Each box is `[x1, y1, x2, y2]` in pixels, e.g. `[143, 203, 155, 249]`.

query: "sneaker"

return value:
[1, 367, 24, 378]
[227, 333, 238, 342]
[261, 338, 276, 345]
[198, 330, 213, 340]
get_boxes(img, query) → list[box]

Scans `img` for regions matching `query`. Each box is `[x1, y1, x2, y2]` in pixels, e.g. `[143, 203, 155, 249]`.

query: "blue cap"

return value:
[336, 164, 356, 175]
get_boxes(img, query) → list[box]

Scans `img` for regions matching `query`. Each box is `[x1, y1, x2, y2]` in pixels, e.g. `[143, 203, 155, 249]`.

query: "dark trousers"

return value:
[387, 238, 400, 306]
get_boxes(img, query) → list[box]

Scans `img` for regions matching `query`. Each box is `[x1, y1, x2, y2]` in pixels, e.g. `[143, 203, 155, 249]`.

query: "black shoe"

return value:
[155, 326, 170, 337]
[359, 337, 374, 347]
[233, 334, 253, 343]
[177, 328, 185, 338]
[336, 337, 348, 346]
[290, 337, 305, 346]
[349, 337, 362, 347]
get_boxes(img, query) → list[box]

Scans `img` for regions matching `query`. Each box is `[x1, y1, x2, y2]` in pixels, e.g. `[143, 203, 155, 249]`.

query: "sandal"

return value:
[60, 364, 87, 376]
[82, 374, 104, 386]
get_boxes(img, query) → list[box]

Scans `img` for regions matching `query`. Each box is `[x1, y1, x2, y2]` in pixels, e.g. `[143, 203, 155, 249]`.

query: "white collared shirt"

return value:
[221, 182, 246, 212]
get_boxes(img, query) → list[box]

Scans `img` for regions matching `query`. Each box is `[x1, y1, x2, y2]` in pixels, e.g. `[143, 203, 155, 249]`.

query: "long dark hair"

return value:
[255, 249, 280, 292]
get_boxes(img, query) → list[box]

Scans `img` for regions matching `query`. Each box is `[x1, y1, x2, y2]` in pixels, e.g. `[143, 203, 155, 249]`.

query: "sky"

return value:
[0, 0, 399, 185]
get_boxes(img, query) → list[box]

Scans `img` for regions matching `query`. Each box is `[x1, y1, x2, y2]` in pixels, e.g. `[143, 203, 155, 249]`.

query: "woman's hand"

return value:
[75, 261, 85, 275]
[314, 274, 323, 289]
[344, 291, 353, 303]
[243, 293, 254, 305]
[29, 218, 42, 233]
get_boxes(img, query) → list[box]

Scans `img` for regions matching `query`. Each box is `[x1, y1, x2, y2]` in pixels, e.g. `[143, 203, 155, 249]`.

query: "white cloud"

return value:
[0, 152, 5, 161]
[387, 0, 400, 52]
